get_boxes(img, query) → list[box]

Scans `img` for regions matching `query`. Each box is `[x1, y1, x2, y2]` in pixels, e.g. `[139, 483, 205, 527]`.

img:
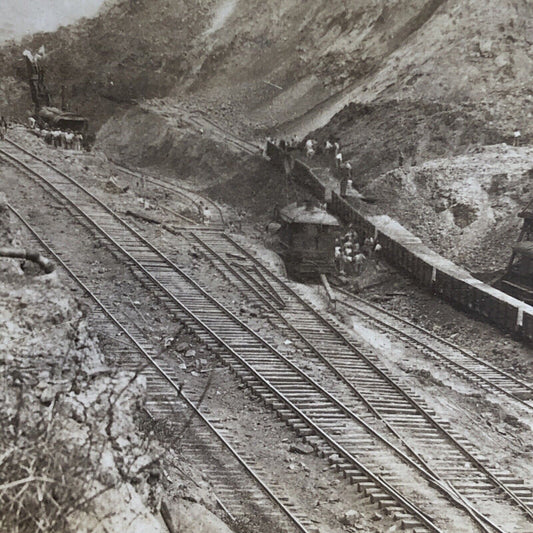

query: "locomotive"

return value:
[499, 198, 533, 304]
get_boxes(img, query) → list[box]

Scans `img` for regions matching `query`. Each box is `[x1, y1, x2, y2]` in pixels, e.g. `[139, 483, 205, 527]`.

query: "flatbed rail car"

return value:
[276, 201, 340, 279]
[264, 140, 533, 341]
[330, 190, 533, 342]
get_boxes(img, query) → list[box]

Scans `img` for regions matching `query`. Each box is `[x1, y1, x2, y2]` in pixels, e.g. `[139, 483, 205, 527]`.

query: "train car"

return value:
[498, 199, 533, 305]
[276, 201, 340, 279]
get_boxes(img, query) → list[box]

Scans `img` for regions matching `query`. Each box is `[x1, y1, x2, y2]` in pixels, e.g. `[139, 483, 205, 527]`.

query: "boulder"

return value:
[176, 341, 190, 352]
[340, 509, 362, 526]
[70, 482, 165, 533]
[162, 498, 234, 533]
[289, 443, 314, 455]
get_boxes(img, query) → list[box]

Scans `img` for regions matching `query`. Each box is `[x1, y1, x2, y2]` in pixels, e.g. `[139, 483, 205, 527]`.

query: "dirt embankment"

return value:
[360, 144, 533, 273]
[305, 99, 506, 185]
[97, 107, 248, 186]
[6, 0, 523, 135]
[0, 198, 236, 533]
[2, 0, 532, 143]
[96, 107, 316, 225]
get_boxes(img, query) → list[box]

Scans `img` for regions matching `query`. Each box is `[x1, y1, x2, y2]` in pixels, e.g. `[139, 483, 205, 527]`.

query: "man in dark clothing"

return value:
[0, 116, 7, 140]
[340, 175, 348, 197]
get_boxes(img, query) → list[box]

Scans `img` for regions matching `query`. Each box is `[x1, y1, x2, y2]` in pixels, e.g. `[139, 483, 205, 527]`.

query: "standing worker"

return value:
[340, 175, 348, 197]
[354, 252, 366, 274]
[203, 205, 211, 225]
[305, 138, 315, 159]
[0, 116, 7, 139]
[345, 161, 353, 179]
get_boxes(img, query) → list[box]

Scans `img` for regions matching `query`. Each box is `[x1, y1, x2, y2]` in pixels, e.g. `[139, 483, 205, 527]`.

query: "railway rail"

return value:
[113, 162, 226, 229]
[184, 229, 533, 533]
[333, 286, 533, 408]
[7, 204, 314, 533]
[2, 138, 532, 531]
[0, 138, 474, 532]
[186, 109, 261, 156]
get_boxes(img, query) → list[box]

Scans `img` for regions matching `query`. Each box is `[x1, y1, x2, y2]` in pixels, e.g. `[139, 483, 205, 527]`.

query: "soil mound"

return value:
[362, 144, 533, 273]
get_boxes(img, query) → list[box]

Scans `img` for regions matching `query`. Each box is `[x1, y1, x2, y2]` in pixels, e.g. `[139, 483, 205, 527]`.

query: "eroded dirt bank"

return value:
[0, 196, 236, 533]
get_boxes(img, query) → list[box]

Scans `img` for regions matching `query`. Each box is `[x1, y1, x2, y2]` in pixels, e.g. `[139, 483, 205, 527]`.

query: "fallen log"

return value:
[0, 247, 55, 273]
[158, 205, 198, 226]
[125, 209, 183, 236]
[125, 209, 161, 225]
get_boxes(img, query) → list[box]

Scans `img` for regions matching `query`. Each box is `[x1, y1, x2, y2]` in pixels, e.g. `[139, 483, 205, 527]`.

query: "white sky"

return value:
[0, 0, 107, 41]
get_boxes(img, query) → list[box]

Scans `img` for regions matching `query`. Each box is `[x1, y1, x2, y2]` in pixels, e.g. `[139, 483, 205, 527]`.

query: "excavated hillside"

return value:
[1, 0, 533, 271]
[4, 0, 529, 134]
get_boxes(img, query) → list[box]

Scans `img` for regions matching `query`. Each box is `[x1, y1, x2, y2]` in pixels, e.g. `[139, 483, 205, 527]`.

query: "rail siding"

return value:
[265, 141, 533, 340]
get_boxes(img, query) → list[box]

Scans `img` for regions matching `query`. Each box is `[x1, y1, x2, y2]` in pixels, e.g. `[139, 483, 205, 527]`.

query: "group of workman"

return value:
[305, 138, 350, 172]
[271, 136, 354, 179]
[335, 224, 382, 276]
[28, 117, 84, 150]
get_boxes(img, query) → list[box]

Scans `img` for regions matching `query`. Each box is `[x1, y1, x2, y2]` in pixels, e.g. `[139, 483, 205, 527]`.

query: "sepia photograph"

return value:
[1, 1, 532, 532]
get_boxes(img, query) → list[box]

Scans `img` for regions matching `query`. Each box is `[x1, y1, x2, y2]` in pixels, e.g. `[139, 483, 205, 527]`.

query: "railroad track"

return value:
[333, 286, 533, 408]
[181, 107, 262, 156]
[7, 204, 314, 533]
[112, 162, 226, 229]
[0, 138, 480, 532]
[3, 138, 533, 531]
[184, 229, 533, 533]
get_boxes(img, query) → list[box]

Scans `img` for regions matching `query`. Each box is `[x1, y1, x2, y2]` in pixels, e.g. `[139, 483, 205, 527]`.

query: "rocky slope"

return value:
[362, 144, 533, 273]
[3, 0, 530, 134]
[0, 198, 236, 533]
[2, 0, 533, 269]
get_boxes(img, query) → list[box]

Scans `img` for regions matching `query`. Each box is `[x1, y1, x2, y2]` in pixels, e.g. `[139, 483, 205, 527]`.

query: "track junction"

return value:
[2, 137, 533, 533]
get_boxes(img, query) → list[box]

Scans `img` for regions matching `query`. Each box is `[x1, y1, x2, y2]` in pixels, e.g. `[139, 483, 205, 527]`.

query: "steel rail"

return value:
[0, 140, 447, 532]
[113, 161, 226, 228]
[5, 138, 529, 530]
[334, 285, 533, 407]
[186, 111, 261, 155]
[211, 232, 533, 523]
[7, 203, 311, 533]
[185, 231, 511, 533]
[188, 232, 280, 312]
